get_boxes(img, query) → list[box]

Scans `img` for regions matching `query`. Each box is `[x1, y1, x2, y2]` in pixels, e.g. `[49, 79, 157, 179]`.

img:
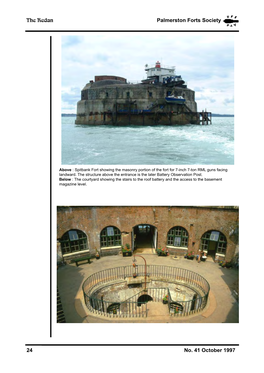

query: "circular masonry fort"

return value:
[75, 61, 211, 125]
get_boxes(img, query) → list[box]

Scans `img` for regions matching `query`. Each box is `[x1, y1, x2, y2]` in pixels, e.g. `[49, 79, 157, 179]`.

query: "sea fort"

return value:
[75, 61, 211, 126]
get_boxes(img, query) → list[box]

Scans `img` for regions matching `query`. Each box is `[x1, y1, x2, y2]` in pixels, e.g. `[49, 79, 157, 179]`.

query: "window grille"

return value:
[60, 230, 87, 255]
[201, 230, 227, 254]
[167, 226, 189, 247]
[100, 226, 121, 247]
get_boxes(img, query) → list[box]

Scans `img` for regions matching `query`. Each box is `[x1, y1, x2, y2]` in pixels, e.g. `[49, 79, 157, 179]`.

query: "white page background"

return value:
[3, 1, 263, 371]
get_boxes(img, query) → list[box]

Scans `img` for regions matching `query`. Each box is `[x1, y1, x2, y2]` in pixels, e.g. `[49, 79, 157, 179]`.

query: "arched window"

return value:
[100, 226, 121, 247]
[201, 230, 227, 254]
[60, 229, 87, 255]
[167, 226, 189, 247]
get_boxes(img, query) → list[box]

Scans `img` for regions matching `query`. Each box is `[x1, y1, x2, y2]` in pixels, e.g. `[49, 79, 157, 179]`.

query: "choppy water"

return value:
[61, 116, 234, 165]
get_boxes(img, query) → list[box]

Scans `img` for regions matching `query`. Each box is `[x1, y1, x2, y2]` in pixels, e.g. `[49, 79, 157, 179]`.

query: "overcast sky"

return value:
[61, 33, 234, 114]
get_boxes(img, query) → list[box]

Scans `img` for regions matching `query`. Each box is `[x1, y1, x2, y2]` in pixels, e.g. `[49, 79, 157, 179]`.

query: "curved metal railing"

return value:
[82, 265, 210, 318]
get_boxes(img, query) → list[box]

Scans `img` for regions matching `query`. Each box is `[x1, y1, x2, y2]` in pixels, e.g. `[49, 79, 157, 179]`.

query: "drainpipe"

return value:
[133, 254, 147, 291]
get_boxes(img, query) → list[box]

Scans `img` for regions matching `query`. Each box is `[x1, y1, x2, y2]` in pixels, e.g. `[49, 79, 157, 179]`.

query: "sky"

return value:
[61, 33, 234, 114]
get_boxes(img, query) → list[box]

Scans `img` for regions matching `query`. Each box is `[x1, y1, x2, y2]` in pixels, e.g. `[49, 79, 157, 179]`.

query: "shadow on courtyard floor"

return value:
[217, 266, 239, 323]
[57, 262, 92, 323]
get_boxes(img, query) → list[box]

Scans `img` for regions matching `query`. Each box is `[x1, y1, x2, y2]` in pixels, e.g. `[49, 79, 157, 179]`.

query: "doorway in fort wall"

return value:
[132, 224, 157, 254]
[200, 230, 227, 262]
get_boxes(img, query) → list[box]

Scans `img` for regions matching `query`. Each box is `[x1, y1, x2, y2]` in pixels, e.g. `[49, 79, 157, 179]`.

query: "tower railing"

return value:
[82, 265, 210, 318]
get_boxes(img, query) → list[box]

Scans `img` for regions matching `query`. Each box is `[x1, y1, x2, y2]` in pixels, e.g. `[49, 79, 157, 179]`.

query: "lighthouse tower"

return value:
[143, 61, 185, 87]
[144, 61, 176, 82]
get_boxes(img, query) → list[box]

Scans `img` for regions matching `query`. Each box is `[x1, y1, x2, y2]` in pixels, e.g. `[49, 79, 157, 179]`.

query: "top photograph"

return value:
[61, 33, 234, 165]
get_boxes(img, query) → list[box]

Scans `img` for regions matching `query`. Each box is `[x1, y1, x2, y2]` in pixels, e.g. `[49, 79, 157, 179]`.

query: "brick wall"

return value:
[57, 206, 239, 262]
[95, 75, 127, 83]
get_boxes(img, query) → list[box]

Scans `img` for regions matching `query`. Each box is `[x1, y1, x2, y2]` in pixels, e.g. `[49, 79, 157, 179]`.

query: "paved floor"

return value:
[147, 302, 170, 317]
[57, 252, 239, 323]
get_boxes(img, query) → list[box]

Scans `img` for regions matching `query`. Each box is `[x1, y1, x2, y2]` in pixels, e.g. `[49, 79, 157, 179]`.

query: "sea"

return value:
[61, 116, 234, 165]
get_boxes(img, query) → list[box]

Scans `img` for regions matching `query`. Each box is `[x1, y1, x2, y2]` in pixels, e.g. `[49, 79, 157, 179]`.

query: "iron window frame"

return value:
[60, 229, 88, 255]
[201, 230, 227, 254]
[100, 226, 122, 248]
[167, 226, 189, 248]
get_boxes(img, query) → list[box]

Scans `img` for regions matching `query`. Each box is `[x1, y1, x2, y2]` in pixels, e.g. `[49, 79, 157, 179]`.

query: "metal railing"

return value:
[82, 265, 210, 318]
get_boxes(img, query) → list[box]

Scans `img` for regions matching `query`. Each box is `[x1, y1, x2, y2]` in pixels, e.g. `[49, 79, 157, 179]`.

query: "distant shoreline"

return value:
[61, 113, 234, 117]
[211, 114, 234, 117]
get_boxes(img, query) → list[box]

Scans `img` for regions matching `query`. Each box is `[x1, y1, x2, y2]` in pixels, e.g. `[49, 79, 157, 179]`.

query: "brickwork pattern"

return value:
[57, 206, 238, 262]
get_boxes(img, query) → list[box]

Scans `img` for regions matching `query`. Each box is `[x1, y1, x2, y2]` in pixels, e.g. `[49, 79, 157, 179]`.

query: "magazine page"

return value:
[4, 1, 263, 371]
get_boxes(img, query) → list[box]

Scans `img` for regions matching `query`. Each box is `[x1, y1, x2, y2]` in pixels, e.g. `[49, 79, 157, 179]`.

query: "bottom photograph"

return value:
[57, 206, 239, 323]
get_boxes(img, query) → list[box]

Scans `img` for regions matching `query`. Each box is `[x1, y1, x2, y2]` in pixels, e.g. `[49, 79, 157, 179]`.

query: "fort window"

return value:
[126, 92, 130, 98]
[148, 91, 153, 97]
[60, 229, 88, 255]
[167, 226, 189, 247]
[100, 226, 121, 247]
[105, 92, 109, 98]
[201, 230, 227, 258]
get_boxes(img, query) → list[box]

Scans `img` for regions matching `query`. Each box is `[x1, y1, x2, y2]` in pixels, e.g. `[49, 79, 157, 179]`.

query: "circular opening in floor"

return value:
[83, 265, 210, 319]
